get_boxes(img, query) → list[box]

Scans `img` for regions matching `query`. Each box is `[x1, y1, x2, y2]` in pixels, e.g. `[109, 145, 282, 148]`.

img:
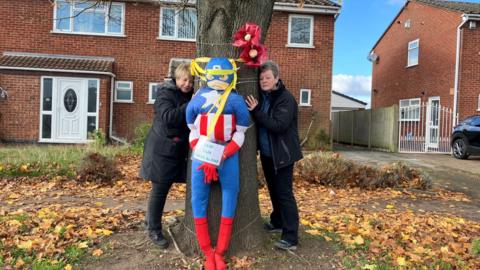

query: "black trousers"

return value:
[261, 155, 299, 245]
[146, 180, 174, 232]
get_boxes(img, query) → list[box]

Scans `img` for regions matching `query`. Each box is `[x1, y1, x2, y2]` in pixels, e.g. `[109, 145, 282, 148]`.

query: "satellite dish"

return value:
[367, 52, 379, 63]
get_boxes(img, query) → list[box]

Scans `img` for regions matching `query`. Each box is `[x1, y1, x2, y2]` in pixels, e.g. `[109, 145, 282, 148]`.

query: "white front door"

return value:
[425, 97, 440, 149]
[55, 78, 87, 141]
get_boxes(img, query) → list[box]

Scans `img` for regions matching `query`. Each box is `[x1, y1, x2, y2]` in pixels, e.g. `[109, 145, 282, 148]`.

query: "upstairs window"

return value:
[400, 98, 420, 121]
[407, 39, 419, 67]
[288, 14, 314, 47]
[54, 1, 125, 36]
[160, 7, 197, 41]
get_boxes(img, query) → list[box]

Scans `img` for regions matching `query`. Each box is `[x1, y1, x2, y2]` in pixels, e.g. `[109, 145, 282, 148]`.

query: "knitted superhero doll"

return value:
[186, 58, 250, 270]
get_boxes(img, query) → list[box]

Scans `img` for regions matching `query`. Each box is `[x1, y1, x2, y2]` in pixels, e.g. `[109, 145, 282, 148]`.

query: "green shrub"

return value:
[131, 122, 152, 153]
[473, 238, 480, 256]
[88, 129, 107, 149]
[303, 128, 331, 151]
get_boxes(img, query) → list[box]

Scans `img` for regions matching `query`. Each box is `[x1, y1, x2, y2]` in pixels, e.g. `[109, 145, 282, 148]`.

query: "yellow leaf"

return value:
[7, 220, 22, 227]
[66, 224, 76, 230]
[95, 202, 104, 207]
[92, 249, 104, 256]
[0, 165, 3, 172]
[40, 219, 54, 230]
[8, 193, 20, 199]
[17, 240, 33, 251]
[354, 235, 365, 245]
[95, 229, 113, 236]
[64, 264, 73, 270]
[300, 219, 311, 226]
[385, 204, 395, 209]
[54, 225, 64, 234]
[441, 246, 449, 253]
[362, 264, 377, 270]
[19, 164, 29, 172]
[305, 229, 321, 236]
[15, 258, 25, 269]
[324, 236, 332, 241]
[396, 257, 407, 266]
[78, 241, 89, 249]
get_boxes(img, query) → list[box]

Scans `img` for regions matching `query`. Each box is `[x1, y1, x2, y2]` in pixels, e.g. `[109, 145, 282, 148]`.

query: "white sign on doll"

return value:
[192, 136, 225, 166]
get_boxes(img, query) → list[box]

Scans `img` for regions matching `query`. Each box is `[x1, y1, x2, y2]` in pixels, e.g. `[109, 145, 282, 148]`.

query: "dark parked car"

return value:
[451, 115, 480, 159]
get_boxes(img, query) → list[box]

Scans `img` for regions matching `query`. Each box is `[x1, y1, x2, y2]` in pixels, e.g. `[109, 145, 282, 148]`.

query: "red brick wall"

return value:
[371, 1, 461, 110]
[457, 25, 480, 120]
[266, 12, 334, 136]
[0, 0, 334, 141]
[0, 71, 110, 142]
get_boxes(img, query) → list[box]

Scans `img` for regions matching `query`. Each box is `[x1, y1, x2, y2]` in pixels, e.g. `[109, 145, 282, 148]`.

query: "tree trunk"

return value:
[182, 0, 276, 255]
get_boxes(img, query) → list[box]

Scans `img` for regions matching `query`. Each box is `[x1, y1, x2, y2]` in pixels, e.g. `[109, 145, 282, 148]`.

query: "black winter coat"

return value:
[251, 80, 303, 170]
[140, 80, 192, 183]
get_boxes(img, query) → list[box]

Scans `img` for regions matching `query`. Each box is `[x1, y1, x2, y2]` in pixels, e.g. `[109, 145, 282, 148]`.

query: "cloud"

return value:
[332, 74, 371, 105]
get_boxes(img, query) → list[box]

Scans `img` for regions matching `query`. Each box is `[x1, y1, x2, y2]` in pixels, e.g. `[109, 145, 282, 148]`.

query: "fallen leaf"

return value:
[92, 249, 103, 256]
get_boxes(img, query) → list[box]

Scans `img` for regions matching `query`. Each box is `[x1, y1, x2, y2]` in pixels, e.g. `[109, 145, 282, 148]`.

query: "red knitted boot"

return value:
[194, 218, 216, 270]
[214, 217, 234, 270]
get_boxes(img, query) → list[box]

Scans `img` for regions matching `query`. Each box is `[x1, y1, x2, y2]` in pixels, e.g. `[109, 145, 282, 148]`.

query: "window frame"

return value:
[148, 82, 162, 104]
[114, 81, 134, 103]
[477, 94, 480, 111]
[53, 0, 126, 37]
[159, 7, 197, 42]
[407, 39, 419, 67]
[399, 98, 421, 121]
[299, 89, 312, 106]
[287, 14, 314, 48]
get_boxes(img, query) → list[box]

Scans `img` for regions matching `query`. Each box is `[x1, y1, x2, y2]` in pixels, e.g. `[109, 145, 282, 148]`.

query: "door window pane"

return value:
[43, 78, 53, 111]
[42, 115, 52, 139]
[87, 116, 96, 134]
[88, 80, 97, 113]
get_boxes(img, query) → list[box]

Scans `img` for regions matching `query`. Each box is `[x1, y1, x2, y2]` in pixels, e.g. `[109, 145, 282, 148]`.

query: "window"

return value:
[149, 83, 162, 104]
[159, 7, 197, 41]
[299, 89, 311, 106]
[115, 81, 133, 102]
[40, 78, 53, 139]
[54, 1, 125, 36]
[288, 15, 314, 47]
[477, 94, 480, 111]
[407, 39, 419, 67]
[400, 98, 421, 121]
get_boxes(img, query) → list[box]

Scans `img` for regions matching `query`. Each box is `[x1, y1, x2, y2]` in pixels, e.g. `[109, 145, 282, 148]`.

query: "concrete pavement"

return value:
[334, 144, 480, 202]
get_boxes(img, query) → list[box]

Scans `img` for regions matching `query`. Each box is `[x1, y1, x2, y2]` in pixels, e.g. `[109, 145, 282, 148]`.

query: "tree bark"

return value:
[181, 0, 276, 255]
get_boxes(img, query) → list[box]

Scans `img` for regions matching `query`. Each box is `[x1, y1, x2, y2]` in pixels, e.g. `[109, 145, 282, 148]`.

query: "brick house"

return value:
[0, 0, 340, 144]
[369, 0, 480, 152]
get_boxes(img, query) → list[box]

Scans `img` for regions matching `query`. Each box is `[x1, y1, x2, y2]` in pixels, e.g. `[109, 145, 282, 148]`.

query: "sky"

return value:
[332, 0, 480, 105]
[332, 0, 406, 105]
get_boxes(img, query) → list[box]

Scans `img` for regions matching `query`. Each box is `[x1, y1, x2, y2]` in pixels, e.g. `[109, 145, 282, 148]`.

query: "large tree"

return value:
[180, 0, 277, 255]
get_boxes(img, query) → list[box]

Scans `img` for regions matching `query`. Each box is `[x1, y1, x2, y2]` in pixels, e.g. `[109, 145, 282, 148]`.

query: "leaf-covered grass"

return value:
[0, 144, 131, 177]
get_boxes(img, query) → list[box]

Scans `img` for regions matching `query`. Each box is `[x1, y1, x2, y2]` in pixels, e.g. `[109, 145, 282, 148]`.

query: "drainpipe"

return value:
[108, 74, 128, 144]
[453, 14, 480, 124]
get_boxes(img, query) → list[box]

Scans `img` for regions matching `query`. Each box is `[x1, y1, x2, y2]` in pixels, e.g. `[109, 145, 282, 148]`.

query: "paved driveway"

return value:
[334, 144, 480, 202]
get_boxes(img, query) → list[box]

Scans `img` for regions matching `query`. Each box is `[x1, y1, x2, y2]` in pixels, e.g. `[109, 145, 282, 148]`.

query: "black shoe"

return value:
[274, 240, 297, 251]
[264, 223, 282, 233]
[148, 231, 169, 249]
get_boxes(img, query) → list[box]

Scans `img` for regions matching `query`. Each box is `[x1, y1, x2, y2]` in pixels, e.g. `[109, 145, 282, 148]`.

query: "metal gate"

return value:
[398, 102, 458, 153]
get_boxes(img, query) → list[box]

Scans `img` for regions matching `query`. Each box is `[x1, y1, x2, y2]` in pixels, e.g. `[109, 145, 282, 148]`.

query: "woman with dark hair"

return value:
[245, 60, 303, 251]
[140, 63, 193, 248]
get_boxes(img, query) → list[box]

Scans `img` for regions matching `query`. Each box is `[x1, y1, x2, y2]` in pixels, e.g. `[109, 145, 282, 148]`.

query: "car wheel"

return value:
[452, 138, 469, 159]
